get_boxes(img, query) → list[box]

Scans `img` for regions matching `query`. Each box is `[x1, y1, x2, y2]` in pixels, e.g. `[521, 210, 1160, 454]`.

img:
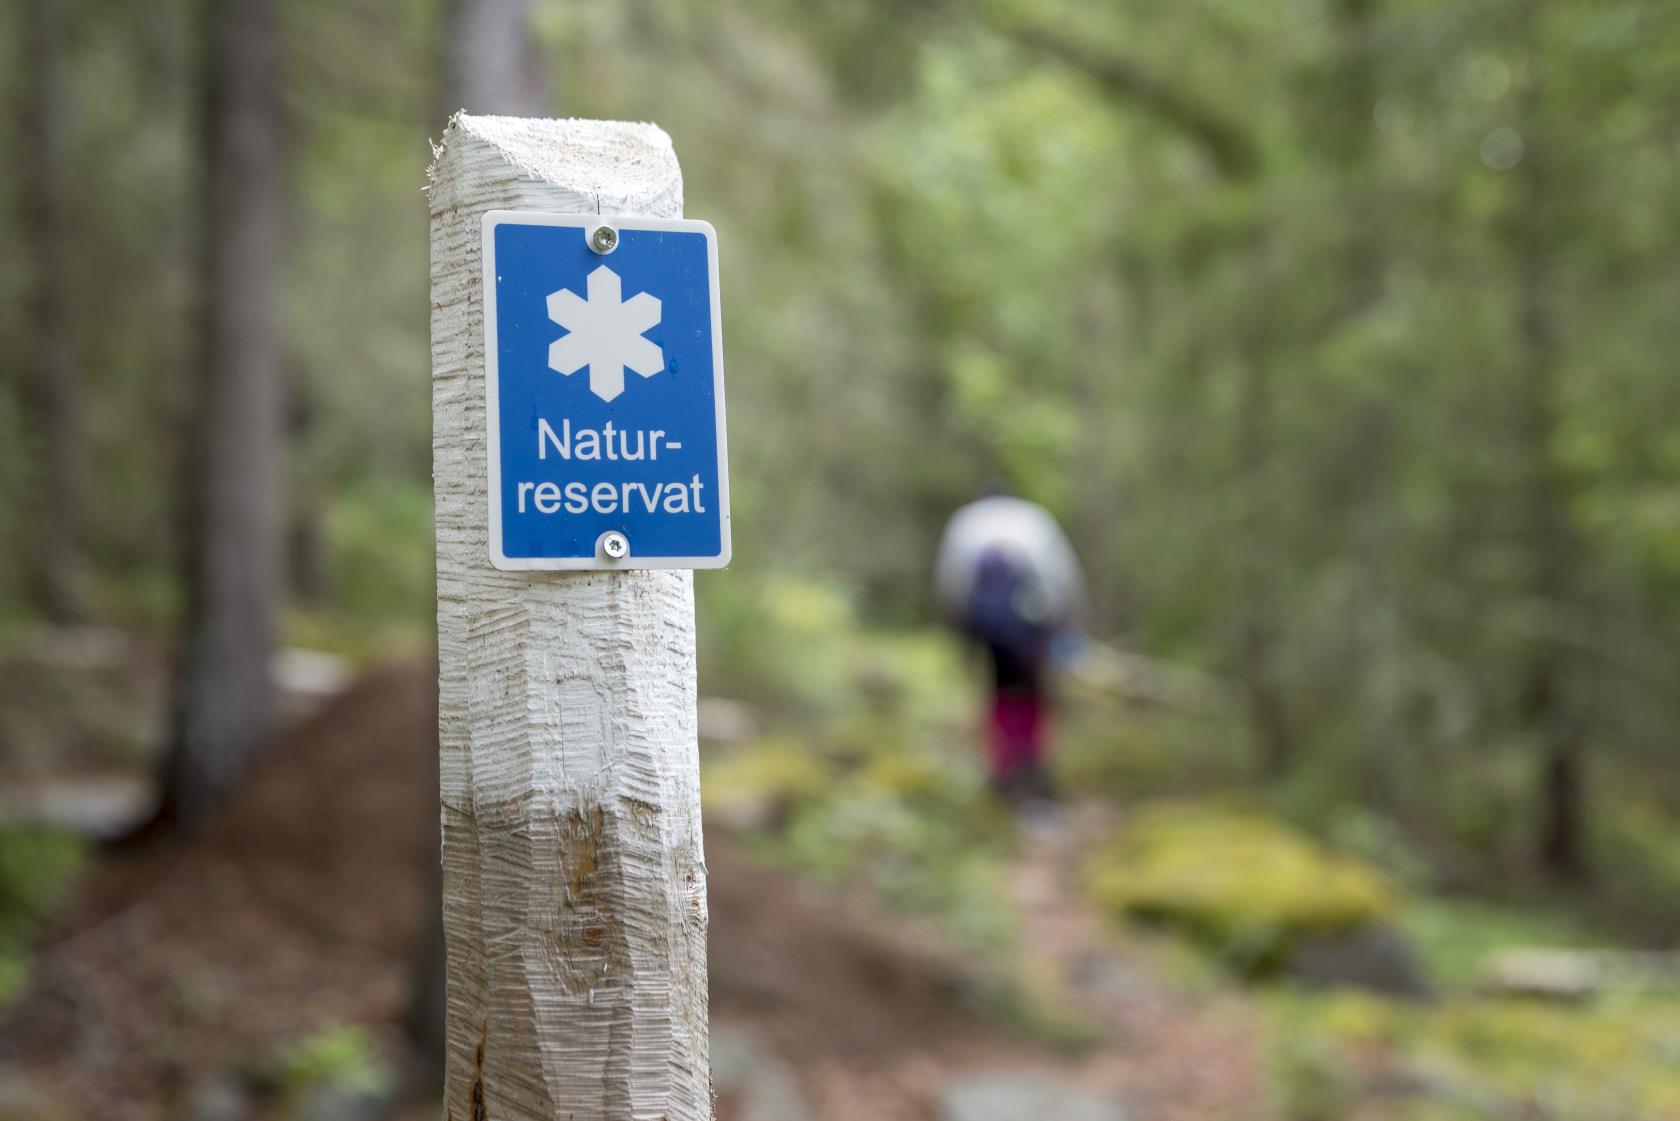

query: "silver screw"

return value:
[601, 531, 629, 559]
[590, 225, 619, 254]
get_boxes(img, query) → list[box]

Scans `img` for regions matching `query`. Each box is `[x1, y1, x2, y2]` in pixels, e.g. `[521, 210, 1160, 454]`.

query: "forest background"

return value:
[2, 1, 1680, 1119]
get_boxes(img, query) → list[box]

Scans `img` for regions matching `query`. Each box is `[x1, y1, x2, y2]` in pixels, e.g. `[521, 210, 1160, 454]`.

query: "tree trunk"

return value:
[1521, 208, 1584, 881]
[286, 387, 329, 604]
[438, 0, 550, 121]
[18, 0, 84, 622]
[160, 0, 285, 833]
[1328, 0, 1405, 810]
[1237, 242, 1294, 778]
[1513, 57, 1586, 882]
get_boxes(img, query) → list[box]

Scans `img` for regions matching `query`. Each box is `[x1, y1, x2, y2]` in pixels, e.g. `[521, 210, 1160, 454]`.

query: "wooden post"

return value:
[428, 116, 709, 1121]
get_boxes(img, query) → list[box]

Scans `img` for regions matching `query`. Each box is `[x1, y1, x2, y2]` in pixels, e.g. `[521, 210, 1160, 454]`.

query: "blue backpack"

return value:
[963, 549, 1053, 659]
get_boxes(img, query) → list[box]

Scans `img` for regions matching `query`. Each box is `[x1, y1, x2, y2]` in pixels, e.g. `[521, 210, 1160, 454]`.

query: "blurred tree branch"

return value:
[996, 20, 1260, 179]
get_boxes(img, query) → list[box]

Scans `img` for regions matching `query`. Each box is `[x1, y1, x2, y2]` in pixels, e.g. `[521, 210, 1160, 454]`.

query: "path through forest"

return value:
[0, 661, 1270, 1121]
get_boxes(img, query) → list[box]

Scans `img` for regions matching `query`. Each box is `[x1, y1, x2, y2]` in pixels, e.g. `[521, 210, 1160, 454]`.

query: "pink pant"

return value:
[987, 693, 1046, 780]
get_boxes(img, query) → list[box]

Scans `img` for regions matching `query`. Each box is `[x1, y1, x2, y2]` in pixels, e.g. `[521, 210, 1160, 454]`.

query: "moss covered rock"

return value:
[1087, 803, 1398, 975]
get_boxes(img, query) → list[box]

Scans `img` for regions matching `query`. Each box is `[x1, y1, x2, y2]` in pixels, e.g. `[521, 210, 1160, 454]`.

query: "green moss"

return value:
[1269, 988, 1680, 1121]
[1087, 802, 1397, 973]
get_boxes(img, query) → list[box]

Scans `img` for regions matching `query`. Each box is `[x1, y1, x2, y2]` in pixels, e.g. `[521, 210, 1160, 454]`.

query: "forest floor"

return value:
[0, 657, 1270, 1121]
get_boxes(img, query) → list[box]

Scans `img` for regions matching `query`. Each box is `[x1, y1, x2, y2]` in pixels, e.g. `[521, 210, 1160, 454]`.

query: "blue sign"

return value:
[481, 211, 730, 570]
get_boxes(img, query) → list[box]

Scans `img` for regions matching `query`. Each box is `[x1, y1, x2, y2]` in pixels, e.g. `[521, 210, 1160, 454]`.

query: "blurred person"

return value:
[936, 490, 1085, 805]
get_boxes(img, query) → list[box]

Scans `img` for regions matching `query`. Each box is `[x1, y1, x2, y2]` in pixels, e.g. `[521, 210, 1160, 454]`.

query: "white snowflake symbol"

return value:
[545, 265, 664, 402]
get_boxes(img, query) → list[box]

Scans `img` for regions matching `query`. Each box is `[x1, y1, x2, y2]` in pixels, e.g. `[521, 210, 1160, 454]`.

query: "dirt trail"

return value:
[999, 807, 1273, 1121]
[0, 660, 1270, 1121]
[704, 806, 1275, 1121]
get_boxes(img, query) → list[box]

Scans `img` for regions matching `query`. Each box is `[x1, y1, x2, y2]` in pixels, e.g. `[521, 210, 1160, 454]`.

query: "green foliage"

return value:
[0, 0, 1675, 1107]
[0, 823, 85, 1005]
[1088, 803, 1398, 974]
[246, 1022, 392, 1106]
[2, 0, 1677, 904]
[704, 705, 1018, 953]
[698, 574, 970, 729]
[702, 735, 835, 825]
[321, 480, 435, 627]
[280, 479, 434, 659]
[697, 575, 862, 716]
[1593, 796, 1680, 929]
[779, 754, 1015, 951]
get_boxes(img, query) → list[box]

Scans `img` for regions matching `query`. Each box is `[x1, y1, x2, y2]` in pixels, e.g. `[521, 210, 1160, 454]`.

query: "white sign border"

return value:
[480, 210, 732, 572]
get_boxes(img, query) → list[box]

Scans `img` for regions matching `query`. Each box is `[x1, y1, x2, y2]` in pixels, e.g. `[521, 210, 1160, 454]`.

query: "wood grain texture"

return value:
[429, 115, 708, 1121]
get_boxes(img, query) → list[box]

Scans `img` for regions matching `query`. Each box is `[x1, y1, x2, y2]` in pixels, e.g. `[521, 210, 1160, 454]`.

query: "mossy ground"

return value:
[1269, 987, 1680, 1121]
